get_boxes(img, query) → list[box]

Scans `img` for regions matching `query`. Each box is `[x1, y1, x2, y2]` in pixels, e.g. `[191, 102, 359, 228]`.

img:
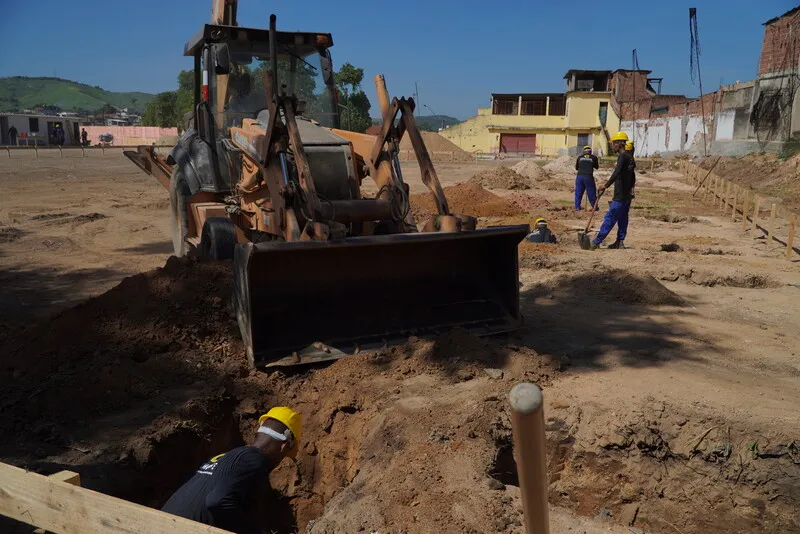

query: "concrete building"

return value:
[440, 70, 622, 156]
[0, 113, 81, 146]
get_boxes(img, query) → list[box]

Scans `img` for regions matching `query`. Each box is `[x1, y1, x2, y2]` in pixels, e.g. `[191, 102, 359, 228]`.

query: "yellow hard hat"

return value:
[625, 141, 634, 151]
[535, 217, 547, 225]
[583, 145, 592, 151]
[259, 407, 302, 458]
[611, 131, 629, 142]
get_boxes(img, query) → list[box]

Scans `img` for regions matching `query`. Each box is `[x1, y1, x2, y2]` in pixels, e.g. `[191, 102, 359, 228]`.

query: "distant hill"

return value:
[371, 114, 460, 132]
[0, 77, 155, 113]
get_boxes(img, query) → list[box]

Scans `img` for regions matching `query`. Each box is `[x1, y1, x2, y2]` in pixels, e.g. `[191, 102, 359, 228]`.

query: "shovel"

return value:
[578, 190, 605, 250]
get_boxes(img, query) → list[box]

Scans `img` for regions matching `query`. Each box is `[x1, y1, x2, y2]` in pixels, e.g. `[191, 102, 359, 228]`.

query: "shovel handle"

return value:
[583, 190, 605, 233]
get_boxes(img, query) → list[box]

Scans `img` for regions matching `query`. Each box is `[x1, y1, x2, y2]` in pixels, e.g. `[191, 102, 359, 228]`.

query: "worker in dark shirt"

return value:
[574, 145, 599, 210]
[591, 132, 635, 250]
[162, 407, 302, 534]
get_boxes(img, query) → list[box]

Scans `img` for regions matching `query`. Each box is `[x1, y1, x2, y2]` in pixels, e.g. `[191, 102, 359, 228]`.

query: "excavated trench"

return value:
[2, 259, 797, 533]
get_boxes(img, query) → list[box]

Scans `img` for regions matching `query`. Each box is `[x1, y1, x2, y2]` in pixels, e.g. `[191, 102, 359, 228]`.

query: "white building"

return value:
[0, 113, 81, 146]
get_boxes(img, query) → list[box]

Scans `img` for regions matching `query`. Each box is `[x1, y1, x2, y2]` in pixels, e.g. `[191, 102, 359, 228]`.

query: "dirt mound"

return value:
[504, 192, 552, 212]
[543, 269, 683, 306]
[469, 166, 531, 190]
[543, 155, 575, 175]
[410, 183, 523, 220]
[511, 160, 550, 180]
[0, 256, 559, 533]
[697, 153, 800, 206]
[399, 131, 473, 162]
[0, 257, 242, 436]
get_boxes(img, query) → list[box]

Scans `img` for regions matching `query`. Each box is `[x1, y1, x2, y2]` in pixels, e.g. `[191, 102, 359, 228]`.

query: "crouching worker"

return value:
[162, 407, 302, 534]
[526, 217, 557, 244]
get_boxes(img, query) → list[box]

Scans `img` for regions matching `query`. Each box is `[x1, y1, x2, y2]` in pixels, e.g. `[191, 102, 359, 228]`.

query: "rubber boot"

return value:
[607, 240, 625, 249]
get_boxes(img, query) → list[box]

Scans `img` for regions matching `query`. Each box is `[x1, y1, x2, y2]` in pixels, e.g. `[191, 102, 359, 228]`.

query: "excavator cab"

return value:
[126, 5, 529, 368]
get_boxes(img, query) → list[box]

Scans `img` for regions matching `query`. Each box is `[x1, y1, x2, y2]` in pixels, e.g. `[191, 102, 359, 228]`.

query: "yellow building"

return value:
[441, 70, 621, 156]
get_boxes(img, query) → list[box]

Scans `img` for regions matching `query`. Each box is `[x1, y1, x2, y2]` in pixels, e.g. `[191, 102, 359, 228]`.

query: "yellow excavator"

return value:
[125, 0, 528, 367]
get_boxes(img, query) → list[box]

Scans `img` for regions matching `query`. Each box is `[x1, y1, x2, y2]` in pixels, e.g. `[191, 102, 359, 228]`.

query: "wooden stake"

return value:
[723, 181, 731, 214]
[34, 144, 38, 158]
[752, 196, 761, 233]
[731, 186, 739, 222]
[741, 191, 750, 231]
[59, 146, 63, 158]
[768, 203, 777, 242]
[509, 383, 550, 534]
[788, 214, 797, 260]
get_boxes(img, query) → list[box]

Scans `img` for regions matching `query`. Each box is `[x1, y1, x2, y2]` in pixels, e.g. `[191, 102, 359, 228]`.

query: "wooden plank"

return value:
[768, 203, 777, 242]
[33, 472, 83, 534]
[0, 462, 231, 534]
[788, 214, 797, 260]
[752, 196, 761, 233]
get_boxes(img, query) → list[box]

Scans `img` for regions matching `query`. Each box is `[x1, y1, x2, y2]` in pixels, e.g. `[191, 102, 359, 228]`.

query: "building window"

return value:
[29, 118, 39, 133]
[493, 100, 517, 115]
[550, 96, 566, 116]
[521, 98, 547, 115]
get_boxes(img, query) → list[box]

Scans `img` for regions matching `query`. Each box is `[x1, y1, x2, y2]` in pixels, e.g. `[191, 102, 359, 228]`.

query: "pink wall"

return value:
[81, 126, 179, 146]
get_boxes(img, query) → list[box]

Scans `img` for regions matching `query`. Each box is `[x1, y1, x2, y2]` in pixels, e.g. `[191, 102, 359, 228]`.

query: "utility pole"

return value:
[414, 82, 420, 116]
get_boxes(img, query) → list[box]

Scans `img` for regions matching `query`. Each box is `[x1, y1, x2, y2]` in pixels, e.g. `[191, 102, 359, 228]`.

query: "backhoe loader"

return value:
[125, 0, 528, 367]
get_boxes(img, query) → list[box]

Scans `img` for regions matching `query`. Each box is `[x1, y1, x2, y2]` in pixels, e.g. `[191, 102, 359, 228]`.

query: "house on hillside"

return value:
[0, 113, 81, 146]
[440, 70, 630, 156]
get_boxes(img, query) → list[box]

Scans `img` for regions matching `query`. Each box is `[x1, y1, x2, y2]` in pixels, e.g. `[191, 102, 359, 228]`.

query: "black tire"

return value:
[169, 166, 192, 257]
[200, 217, 237, 260]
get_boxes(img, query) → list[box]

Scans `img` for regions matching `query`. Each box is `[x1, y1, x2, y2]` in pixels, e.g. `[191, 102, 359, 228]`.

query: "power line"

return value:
[689, 7, 708, 157]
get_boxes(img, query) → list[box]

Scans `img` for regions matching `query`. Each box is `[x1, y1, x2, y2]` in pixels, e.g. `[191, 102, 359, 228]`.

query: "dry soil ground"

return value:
[0, 149, 798, 534]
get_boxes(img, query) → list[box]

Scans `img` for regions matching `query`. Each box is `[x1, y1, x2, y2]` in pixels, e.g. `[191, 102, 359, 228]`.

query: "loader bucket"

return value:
[233, 225, 530, 367]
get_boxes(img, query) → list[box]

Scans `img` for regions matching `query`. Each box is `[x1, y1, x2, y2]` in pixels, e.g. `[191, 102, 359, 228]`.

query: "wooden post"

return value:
[731, 186, 739, 222]
[34, 144, 39, 158]
[59, 146, 63, 157]
[741, 191, 750, 231]
[650, 159, 655, 171]
[5, 147, 9, 158]
[768, 203, 777, 242]
[102, 145, 105, 156]
[509, 383, 550, 534]
[724, 181, 731, 214]
[752, 196, 761, 233]
[788, 214, 797, 260]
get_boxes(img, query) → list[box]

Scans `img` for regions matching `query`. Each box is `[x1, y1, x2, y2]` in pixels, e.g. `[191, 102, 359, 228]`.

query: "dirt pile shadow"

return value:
[517, 269, 702, 370]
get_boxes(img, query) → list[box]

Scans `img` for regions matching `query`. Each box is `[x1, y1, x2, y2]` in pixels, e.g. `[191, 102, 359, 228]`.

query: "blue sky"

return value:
[0, 0, 795, 119]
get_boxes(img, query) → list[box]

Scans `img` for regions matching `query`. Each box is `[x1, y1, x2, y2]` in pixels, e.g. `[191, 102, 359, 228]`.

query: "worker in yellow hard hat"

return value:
[574, 145, 599, 210]
[591, 132, 636, 250]
[625, 140, 637, 198]
[162, 406, 302, 532]
[526, 217, 557, 243]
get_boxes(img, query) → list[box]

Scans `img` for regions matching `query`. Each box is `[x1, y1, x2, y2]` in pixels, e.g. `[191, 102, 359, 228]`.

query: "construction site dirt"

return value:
[1, 150, 799, 533]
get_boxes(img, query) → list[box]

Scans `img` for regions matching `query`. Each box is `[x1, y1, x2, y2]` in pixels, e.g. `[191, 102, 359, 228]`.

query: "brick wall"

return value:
[759, 12, 800, 75]
[610, 71, 651, 102]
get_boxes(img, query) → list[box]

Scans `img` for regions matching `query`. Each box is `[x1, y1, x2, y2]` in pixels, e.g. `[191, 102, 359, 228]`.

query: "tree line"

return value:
[142, 63, 371, 134]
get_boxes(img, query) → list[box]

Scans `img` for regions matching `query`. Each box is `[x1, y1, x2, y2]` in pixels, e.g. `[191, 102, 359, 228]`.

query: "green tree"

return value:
[142, 91, 179, 127]
[334, 63, 371, 133]
[176, 70, 195, 122]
